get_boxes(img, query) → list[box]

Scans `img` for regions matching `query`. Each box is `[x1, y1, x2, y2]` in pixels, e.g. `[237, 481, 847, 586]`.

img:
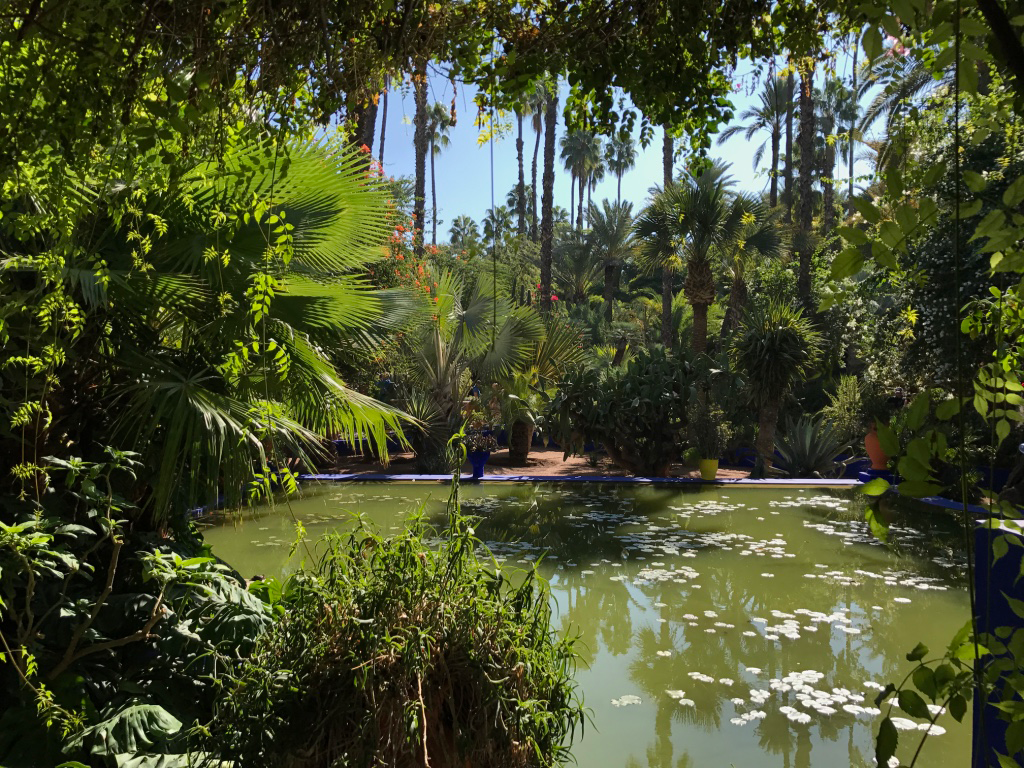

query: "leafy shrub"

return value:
[821, 375, 866, 446]
[774, 415, 853, 478]
[690, 400, 730, 458]
[208, 503, 584, 768]
[548, 347, 694, 476]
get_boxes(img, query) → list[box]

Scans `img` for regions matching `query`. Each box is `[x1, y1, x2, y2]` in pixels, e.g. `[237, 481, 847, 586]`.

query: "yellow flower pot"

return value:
[698, 458, 719, 481]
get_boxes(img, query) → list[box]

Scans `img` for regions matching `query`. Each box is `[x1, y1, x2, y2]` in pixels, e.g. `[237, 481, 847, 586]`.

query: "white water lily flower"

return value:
[678, 698, 695, 707]
[656, 650, 672, 657]
[891, 717, 920, 731]
[746, 667, 762, 675]
[730, 697, 745, 705]
[666, 690, 687, 699]
[730, 717, 746, 725]
[927, 704, 946, 716]
[611, 695, 642, 707]
[919, 723, 946, 735]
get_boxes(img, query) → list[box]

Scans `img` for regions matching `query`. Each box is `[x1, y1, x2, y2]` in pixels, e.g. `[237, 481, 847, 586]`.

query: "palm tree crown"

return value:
[716, 76, 788, 207]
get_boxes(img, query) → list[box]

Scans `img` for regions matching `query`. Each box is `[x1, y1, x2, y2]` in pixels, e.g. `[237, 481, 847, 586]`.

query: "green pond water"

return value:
[202, 482, 971, 768]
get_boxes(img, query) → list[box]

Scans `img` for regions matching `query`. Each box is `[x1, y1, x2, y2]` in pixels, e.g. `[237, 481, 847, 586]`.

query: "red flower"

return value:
[359, 144, 370, 153]
[552, 295, 559, 301]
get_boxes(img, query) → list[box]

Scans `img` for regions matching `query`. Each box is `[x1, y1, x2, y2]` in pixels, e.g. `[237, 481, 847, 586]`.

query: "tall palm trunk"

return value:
[796, 66, 815, 306]
[568, 173, 575, 230]
[822, 141, 836, 237]
[770, 124, 781, 208]
[378, 77, 389, 166]
[430, 136, 438, 246]
[412, 60, 428, 258]
[661, 127, 675, 348]
[540, 91, 558, 312]
[692, 303, 710, 354]
[848, 42, 857, 215]
[515, 109, 526, 236]
[531, 121, 541, 240]
[616, 172, 622, 204]
[577, 175, 584, 231]
[354, 101, 378, 151]
[784, 72, 795, 224]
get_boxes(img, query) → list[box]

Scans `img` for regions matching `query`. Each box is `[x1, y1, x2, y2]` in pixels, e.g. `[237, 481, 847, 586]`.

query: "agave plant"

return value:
[774, 415, 853, 478]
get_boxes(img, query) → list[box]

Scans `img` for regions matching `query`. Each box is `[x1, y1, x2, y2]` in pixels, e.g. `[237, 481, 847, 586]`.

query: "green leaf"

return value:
[906, 642, 929, 662]
[996, 418, 1011, 444]
[963, 170, 987, 192]
[853, 196, 882, 224]
[862, 477, 891, 496]
[960, 199, 983, 217]
[935, 398, 960, 420]
[877, 421, 900, 456]
[906, 391, 930, 431]
[837, 226, 869, 245]
[876, 717, 899, 765]
[950, 694, 967, 722]
[1004, 175, 1024, 207]
[863, 27, 884, 61]
[898, 479, 944, 498]
[1003, 591, 1024, 620]
[832, 247, 865, 279]
[898, 689, 930, 718]
[912, 665, 938, 699]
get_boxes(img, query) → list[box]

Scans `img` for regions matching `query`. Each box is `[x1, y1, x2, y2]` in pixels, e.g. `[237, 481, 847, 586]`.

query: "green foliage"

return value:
[0, 452, 272, 768]
[822, 375, 866, 445]
[547, 348, 695, 476]
[689, 399, 730, 459]
[207, 504, 584, 767]
[774, 415, 852, 479]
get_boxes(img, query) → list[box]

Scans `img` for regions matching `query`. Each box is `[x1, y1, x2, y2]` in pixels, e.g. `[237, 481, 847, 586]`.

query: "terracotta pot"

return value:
[698, 458, 719, 481]
[864, 424, 888, 470]
[508, 420, 534, 465]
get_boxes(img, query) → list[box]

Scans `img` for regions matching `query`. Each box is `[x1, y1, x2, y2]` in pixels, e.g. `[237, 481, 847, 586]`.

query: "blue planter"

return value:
[469, 450, 490, 480]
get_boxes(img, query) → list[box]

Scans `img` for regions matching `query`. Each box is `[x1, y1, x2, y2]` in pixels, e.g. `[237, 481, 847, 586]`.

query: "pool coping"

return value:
[298, 473, 862, 486]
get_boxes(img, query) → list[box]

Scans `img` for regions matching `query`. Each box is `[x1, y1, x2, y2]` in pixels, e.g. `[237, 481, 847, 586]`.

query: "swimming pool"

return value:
[202, 482, 970, 767]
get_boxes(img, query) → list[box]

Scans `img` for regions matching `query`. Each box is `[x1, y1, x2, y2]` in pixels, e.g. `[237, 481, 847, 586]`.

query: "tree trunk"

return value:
[413, 60, 428, 258]
[617, 172, 622, 204]
[508, 420, 533, 465]
[661, 267, 674, 347]
[577, 175, 584, 231]
[692, 302, 709, 354]
[662, 125, 674, 349]
[849, 42, 857, 216]
[720, 273, 747, 337]
[540, 91, 558, 313]
[515, 109, 526, 236]
[796, 65, 815, 307]
[755, 396, 781, 471]
[430, 137, 438, 246]
[822, 143, 836, 237]
[770, 124, 780, 208]
[378, 77, 389, 166]
[784, 71, 795, 224]
[568, 173, 575, 230]
[354, 101, 378, 152]
[531, 120, 541, 240]
[603, 263, 616, 323]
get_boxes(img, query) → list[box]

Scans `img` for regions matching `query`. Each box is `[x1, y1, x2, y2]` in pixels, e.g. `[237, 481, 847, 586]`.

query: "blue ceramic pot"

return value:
[469, 450, 490, 479]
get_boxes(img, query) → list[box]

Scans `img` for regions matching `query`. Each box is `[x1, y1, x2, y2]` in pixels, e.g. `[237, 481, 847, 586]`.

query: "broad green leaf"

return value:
[853, 196, 881, 224]
[963, 170, 987, 192]
[906, 642, 929, 662]
[832, 247, 865, 279]
[898, 689, 930, 718]
[912, 665, 937, 699]
[898, 479, 944, 498]
[935, 398, 960, 420]
[876, 717, 899, 765]
[877, 421, 900, 456]
[1005, 175, 1024, 207]
[837, 226, 869, 245]
[950, 694, 967, 722]
[862, 477, 891, 496]
[906, 392, 930, 430]
[1003, 591, 1024, 620]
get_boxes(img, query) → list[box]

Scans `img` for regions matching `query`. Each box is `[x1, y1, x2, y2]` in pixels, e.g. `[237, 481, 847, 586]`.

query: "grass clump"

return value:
[208, 491, 584, 768]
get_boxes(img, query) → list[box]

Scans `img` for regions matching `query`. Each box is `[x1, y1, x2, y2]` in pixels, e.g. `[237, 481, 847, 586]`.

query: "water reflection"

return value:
[203, 482, 971, 768]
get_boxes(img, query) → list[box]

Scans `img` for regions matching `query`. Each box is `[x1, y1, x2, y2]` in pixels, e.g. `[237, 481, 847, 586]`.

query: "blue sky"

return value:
[373, 55, 873, 242]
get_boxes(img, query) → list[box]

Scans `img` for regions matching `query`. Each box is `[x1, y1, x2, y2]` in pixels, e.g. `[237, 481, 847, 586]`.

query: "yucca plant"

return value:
[730, 301, 824, 472]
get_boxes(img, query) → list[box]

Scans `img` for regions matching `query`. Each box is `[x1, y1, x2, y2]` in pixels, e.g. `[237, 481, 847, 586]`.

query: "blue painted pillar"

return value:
[973, 521, 1024, 766]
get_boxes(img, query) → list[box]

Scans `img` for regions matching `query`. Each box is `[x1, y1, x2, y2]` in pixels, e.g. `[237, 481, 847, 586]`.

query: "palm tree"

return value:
[633, 185, 682, 348]
[604, 134, 637, 204]
[585, 161, 605, 226]
[449, 215, 481, 256]
[731, 301, 824, 474]
[527, 82, 547, 240]
[506, 183, 534, 216]
[515, 105, 527, 236]
[412, 58, 428, 257]
[427, 103, 454, 246]
[54, 137, 411, 518]
[587, 199, 635, 323]
[483, 205, 513, 246]
[378, 75, 390, 166]
[784, 71, 795, 224]
[718, 203, 787, 336]
[540, 83, 558, 311]
[640, 162, 752, 354]
[553, 229, 602, 304]
[716, 76, 788, 207]
[560, 130, 603, 230]
[795, 61, 816, 306]
[814, 78, 855, 237]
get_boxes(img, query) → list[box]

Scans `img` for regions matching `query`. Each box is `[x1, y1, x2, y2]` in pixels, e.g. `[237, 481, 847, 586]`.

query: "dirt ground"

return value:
[330, 446, 751, 479]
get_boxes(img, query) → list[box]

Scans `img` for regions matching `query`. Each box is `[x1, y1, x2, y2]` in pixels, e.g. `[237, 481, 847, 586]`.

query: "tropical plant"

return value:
[633, 184, 682, 347]
[774, 415, 852, 478]
[207, 485, 584, 767]
[548, 347, 694, 476]
[605, 134, 637, 204]
[730, 301, 824, 473]
[1, 136, 409, 519]
[587, 199, 636, 323]
[553, 229, 602, 304]
[483, 205, 514, 246]
[450, 214, 482, 252]
[560, 130, 603, 230]
[716, 75, 789, 207]
[718, 201, 788, 336]
[690, 400, 730, 458]
[821, 375, 866, 446]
